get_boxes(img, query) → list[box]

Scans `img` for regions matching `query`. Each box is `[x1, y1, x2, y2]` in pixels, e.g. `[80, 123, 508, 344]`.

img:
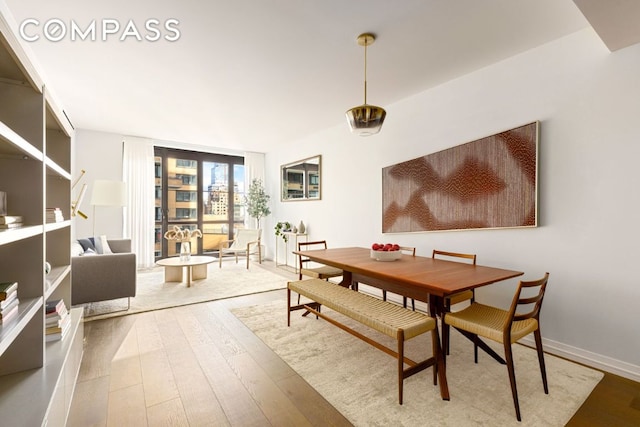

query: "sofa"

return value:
[71, 238, 137, 306]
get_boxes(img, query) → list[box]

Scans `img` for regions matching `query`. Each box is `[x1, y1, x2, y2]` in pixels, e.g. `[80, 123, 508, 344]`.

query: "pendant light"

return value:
[345, 33, 386, 136]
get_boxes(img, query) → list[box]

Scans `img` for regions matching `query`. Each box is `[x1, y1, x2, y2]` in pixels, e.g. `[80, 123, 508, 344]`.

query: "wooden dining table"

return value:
[293, 246, 524, 371]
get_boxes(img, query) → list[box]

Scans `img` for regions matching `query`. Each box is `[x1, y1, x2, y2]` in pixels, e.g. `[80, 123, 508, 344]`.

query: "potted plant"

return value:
[244, 178, 271, 229]
[275, 221, 291, 242]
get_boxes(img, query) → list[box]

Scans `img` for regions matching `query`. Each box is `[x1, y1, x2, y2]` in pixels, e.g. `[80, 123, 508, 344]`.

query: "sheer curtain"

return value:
[122, 136, 156, 268]
[243, 151, 266, 229]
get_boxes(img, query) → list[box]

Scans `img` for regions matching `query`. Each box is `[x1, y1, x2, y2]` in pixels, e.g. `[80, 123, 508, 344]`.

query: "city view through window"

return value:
[154, 148, 245, 259]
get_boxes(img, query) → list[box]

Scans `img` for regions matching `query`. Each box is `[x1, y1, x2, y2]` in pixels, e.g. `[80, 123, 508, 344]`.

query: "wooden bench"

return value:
[287, 278, 449, 404]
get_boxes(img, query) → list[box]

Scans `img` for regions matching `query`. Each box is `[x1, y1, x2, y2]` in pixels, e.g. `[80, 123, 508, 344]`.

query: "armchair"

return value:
[218, 229, 262, 269]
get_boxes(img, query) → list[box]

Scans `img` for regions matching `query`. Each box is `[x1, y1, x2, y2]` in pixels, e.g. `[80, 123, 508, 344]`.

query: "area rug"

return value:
[81, 262, 289, 321]
[232, 300, 604, 427]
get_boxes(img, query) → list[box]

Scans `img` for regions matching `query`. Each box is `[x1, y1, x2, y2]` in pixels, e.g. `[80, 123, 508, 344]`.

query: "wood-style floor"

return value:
[67, 267, 640, 426]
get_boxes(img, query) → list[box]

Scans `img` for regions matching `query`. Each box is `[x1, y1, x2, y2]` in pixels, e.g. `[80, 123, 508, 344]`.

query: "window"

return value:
[154, 147, 244, 259]
[179, 174, 197, 185]
[175, 208, 197, 219]
[176, 191, 197, 202]
[176, 159, 197, 168]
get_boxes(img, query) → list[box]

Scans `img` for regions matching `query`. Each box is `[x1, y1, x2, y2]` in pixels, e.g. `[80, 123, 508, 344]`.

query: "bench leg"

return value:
[398, 330, 405, 404]
[287, 287, 321, 323]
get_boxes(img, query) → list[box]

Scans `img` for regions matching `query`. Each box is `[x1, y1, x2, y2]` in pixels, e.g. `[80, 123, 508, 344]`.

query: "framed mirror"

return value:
[281, 155, 321, 201]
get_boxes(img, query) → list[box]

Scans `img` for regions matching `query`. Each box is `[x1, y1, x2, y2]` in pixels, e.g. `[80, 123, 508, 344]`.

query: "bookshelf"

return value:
[0, 5, 83, 426]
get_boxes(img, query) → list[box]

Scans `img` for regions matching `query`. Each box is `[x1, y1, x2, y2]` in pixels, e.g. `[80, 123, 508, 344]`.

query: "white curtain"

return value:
[243, 151, 266, 229]
[122, 136, 156, 268]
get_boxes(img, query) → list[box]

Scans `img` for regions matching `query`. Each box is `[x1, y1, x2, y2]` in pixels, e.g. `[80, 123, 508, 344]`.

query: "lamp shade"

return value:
[346, 104, 386, 136]
[90, 180, 126, 206]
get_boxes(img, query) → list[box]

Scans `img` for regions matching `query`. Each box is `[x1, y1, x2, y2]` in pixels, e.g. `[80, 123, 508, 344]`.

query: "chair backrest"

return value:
[230, 229, 261, 248]
[507, 272, 549, 327]
[398, 246, 416, 256]
[298, 240, 328, 269]
[432, 250, 476, 265]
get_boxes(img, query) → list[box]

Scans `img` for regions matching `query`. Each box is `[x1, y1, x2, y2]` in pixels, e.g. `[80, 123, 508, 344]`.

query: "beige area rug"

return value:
[81, 261, 289, 321]
[232, 300, 604, 427]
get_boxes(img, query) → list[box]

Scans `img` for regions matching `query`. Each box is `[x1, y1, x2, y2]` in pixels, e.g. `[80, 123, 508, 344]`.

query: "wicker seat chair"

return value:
[444, 273, 550, 421]
[432, 250, 477, 354]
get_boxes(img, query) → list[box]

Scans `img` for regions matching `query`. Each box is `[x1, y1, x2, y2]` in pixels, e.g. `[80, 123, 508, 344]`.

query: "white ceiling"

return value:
[2, 0, 629, 153]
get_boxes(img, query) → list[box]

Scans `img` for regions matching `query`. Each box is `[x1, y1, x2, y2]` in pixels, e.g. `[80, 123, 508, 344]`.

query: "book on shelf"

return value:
[46, 298, 66, 315]
[0, 281, 18, 299]
[46, 313, 70, 335]
[0, 215, 23, 224]
[0, 304, 18, 324]
[46, 324, 70, 342]
[0, 289, 18, 309]
[0, 297, 19, 322]
[0, 223, 23, 229]
[46, 313, 66, 328]
[46, 207, 64, 223]
[46, 310, 71, 342]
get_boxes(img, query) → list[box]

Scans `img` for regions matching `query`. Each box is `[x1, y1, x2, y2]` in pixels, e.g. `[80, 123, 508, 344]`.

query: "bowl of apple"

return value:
[370, 243, 402, 261]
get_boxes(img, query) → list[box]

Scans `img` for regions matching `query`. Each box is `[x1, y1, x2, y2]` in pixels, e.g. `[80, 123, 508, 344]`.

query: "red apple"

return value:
[372, 243, 380, 250]
[392, 244, 400, 251]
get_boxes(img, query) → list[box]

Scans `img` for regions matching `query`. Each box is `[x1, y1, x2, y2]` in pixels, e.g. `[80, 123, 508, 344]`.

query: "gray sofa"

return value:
[71, 238, 137, 306]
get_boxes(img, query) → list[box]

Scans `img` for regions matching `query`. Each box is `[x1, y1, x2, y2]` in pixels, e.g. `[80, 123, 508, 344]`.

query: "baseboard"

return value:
[358, 284, 639, 383]
[520, 335, 640, 382]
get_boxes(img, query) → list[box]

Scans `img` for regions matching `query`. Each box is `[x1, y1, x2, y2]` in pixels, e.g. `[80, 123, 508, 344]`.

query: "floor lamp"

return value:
[90, 180, 126, 237]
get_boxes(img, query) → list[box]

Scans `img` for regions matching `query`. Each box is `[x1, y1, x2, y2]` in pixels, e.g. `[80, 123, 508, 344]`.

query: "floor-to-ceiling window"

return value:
[154, 147, 244, 260]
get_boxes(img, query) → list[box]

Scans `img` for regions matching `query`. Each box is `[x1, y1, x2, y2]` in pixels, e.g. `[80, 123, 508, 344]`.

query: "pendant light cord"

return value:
[363, 41, 368, 105]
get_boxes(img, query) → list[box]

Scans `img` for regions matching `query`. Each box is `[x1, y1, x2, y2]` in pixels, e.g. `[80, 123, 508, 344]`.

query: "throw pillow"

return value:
[71, 242, 84, 257]
[81, 248, 97, 256]
[99, 235, 113, 254]
[78, 238, 96, 253]
[94, 236, 103, 254]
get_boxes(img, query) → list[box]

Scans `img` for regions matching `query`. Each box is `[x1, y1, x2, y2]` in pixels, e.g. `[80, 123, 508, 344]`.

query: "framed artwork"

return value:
[382, 122, 538, 233]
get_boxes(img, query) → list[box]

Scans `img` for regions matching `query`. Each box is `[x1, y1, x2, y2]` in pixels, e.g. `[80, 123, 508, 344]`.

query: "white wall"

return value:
[264, 28, 640, 380]
[73, 129, 124, 239]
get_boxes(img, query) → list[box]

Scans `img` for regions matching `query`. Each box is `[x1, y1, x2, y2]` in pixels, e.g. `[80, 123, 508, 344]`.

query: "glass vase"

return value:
[180, 241, 191, 262]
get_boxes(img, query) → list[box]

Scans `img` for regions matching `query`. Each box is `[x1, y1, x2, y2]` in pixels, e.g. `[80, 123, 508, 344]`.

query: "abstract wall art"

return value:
[382, 122, 538, 233]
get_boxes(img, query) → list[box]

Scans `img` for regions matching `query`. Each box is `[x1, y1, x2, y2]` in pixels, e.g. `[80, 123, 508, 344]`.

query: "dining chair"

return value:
[444, 273, 550, 422]
[297, 240, 343, 303]
[432, 250, 477, 354]
[380, 246, 416, 309]
[218, 228, 262, 269]
[298, 240, 343, 281]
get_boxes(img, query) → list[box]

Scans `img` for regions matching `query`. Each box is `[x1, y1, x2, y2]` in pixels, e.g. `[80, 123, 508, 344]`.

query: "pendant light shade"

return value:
[346, 33, 386, 136]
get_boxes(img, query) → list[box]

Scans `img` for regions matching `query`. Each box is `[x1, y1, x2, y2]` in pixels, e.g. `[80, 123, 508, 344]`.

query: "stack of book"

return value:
[0, 215, 23, 230]
[45, 299, 70, 342]
[46, 208, 64, 223]
[0, 281, 19, 324]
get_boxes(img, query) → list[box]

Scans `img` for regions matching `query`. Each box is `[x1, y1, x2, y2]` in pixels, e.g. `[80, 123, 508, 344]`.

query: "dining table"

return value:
[292, 247, 524, 372]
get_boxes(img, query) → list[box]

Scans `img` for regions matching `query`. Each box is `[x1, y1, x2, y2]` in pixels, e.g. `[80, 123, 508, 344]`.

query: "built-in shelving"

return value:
[0, 5, 82, 426]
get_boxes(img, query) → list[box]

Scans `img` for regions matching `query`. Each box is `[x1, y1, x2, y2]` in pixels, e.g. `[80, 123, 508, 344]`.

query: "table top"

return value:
[293, 247, 523, 298]
[156, 256, 216, 267]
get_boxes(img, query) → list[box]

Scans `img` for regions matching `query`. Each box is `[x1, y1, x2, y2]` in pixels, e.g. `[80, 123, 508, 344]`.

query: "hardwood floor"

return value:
[67, 271, 640, 426]
[68, 288, 351, 427]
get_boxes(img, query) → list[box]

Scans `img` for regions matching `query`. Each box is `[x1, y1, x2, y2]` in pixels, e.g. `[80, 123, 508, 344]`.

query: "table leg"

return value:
[428, 294, 450, 399]
[338, 271, 353, 288]
[164, 266, 183, 282]
[192, 264, 208, 281]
